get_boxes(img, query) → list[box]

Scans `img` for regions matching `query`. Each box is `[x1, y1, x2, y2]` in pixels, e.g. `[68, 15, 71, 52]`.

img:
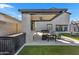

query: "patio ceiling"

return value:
[31, 13, 59, 21]
[19, 9, 68, 21]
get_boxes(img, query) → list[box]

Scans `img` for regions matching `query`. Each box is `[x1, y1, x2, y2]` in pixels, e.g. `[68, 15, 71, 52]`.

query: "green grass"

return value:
[61, 33, 79, 40]
[18, 46, 79, 55]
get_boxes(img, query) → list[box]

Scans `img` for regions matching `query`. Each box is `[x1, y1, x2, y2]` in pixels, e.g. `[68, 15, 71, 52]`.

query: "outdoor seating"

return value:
[42, 34, 48, 40]
[33, 31, 42, 40]
[46, 34, 56, 41]
[42, 33, 61, 41]
[33, 30, 61, 41]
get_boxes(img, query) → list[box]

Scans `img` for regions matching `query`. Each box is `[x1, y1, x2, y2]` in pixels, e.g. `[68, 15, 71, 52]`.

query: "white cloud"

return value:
[0, 4, 14, 9]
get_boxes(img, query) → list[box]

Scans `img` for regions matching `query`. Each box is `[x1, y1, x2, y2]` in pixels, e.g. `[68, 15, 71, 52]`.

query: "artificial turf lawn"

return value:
[18, 46, 79, 55]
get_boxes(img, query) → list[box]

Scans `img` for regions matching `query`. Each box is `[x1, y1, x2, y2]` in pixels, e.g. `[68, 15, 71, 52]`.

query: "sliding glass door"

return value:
[47, 24, 53, 33]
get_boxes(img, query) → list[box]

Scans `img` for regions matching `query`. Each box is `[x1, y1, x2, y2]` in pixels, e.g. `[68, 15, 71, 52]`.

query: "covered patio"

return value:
[19, 9, 72, 44]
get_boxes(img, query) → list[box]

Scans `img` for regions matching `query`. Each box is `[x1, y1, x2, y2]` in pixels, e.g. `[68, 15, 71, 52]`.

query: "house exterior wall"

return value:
[35, 13, 70, 33]
[0, 14, 21, 36]
[1, 14, 22, 33]
[0, 23, 17, 36]
[70, 23, 79, 33]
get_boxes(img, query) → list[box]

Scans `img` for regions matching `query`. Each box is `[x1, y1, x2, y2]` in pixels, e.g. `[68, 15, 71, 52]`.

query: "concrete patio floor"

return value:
[25, 36, 79, 46]
[25, 39, 79, 46]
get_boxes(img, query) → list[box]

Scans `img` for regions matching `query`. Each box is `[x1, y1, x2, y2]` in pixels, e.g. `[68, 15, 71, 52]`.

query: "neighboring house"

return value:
[70, 21, 79, 33]
[0, 13, 21, 36]
[19, 9, 71, 43]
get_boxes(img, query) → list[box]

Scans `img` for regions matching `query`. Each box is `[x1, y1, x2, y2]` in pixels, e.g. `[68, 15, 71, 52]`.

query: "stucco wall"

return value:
[35, 13, 70, 33]
[22, 13, 33, 43]
[0, 14, 21, 36]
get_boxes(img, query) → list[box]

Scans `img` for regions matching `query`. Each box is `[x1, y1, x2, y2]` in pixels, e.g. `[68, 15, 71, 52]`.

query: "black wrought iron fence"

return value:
[0, 33, 26, 55]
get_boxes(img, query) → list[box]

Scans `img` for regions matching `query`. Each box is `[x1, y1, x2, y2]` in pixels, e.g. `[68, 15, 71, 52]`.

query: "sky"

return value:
[0, 3, 79, 21]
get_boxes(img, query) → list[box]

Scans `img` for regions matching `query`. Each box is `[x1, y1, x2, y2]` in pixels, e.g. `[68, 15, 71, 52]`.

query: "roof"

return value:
[19, 9, 68, 13]
[0, 12, 21, 23]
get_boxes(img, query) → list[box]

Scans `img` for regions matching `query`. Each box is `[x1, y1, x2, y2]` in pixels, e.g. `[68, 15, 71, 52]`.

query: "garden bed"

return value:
[61, 33, 79, 40]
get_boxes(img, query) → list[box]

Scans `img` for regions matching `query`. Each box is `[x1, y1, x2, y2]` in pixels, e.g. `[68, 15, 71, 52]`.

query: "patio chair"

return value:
[42, 34, 48, 40]
[47, 34, 56, 41]
[33, 32, 42, 40]
[41, 30, 49, 40]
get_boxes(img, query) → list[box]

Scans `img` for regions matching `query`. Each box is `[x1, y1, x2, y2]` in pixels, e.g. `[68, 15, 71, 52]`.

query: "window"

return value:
[56, 25, 68, 31]
[47, 24, 53, 33]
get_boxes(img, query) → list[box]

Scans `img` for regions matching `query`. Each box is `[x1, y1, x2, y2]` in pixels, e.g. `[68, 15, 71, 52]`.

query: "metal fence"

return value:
[0, 33, 26, 55]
